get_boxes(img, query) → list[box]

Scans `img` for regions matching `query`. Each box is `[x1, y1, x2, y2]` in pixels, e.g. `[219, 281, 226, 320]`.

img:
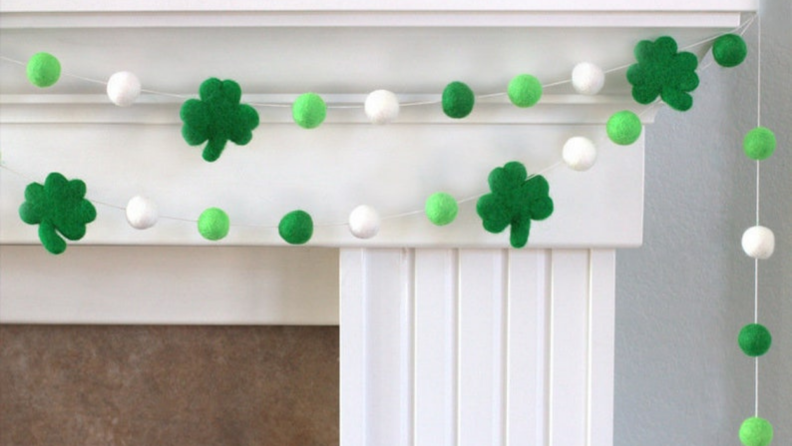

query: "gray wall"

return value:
[615, 1, 791, 444]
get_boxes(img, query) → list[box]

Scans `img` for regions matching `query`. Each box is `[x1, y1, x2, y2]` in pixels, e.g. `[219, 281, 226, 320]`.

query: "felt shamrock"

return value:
[627, 36, 700, 111]
[19, 172, 97, 255]
[476, 161, 554, 248]
[180, 78, 260, 162]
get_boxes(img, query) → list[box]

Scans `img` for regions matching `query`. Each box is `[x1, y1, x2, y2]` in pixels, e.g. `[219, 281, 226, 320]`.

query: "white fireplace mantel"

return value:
[0, 2, 756, 446]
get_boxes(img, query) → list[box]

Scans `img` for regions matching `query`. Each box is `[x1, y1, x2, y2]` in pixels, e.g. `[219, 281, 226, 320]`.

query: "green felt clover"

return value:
[476, 161, 554, 249]
[627, 36, 700, 111]
[180, 78, 260, 162]
[18, 172, 97, 255]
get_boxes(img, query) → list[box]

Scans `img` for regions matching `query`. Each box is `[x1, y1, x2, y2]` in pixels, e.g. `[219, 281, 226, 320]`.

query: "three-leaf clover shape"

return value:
[627, 36, 700, 112]
[476, 161, 554, 248]
[180, 78, 260, 162]
[19, 172, 97, 254]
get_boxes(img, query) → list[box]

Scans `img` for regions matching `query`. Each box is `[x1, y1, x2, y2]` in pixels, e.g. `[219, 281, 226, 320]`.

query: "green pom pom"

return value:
[744, 127, 776, 161]
[607, 110, 642, 145]
[18, 172, 97, 255]
[508, 74, 543, 108]
[425, 192, 459, 226]
[738, 323, 772, 357]
[180, 78, 260, 162]
[198, 207, 230, 241]
[292, 93, 327, 129]
[442, 81, 475, 119]
[26, 52, 61, 88]
[279, 210, 314, 245]
[739, 417, 774, 446]
[713, 34, 748, 68]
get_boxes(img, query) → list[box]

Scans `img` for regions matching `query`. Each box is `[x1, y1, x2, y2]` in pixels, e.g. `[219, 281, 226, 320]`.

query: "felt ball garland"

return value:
[348, 205, 381, 239]
[507, 74, 543, 108]
[740, 417, 774, 446]
[442, 81, 475, 119]
[743, 127, 776, 161]
[198, 207, 230, 241]
[279, 210, 314, 245]
[606, 110, 642, 145]
[107, 71, 142, 107]
[26, 52, 61, 88]
[571, 62, 605, 95]
[125, 195, 158, 230]
[425, 193, 459, 226]
[738, 323, 772, 357]
[713, 34, 748, 68]
[741, 226, 775, 259]
[364, 90, 400, 124]
[562, 136, 597, 171]
[293, 93, 327, 129]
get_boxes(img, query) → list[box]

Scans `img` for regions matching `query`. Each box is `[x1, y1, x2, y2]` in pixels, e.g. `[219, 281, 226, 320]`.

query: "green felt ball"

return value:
[713, 34, 748, 68]
[508, 74, 543, 108]
[738, 323, 772, 357]
[292, 93, 327, 129]
[442, 81, 475, 119]
[26, 52, 61, 88]
[739, 417, 774, 446]
[198, 207, 230, 241]
[425, 192, 459, 226]
[744, 127, 776, 161]
[607, 110, 642, 145]
[279, 210, 313, 245]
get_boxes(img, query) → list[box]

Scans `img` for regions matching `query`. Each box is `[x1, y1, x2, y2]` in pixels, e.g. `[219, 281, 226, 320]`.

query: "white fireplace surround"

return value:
[0, 2, 757, 445]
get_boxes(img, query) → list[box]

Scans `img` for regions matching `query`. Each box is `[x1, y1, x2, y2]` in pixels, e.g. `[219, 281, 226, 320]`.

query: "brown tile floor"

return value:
[0, 325, 339, 446]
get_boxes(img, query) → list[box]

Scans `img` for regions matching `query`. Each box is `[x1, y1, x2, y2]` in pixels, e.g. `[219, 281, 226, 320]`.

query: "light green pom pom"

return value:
[198, 207, 230, 241]
[425, 192, 459, 226]
[739, 417, 773, 446]
[508, 74, 543, 108]
[293, 93, 327, 129]
[744, 127, 776, 161]
[607, 110, 642, 145]
[27, 52, 61, 88]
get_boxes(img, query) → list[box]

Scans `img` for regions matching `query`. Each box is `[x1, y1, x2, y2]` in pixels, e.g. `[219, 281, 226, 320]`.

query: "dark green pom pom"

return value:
[442, 81, 475, 119]
[279, 210, 314, 245]
[738, 323, 772, 357]
[713, 34, 748, 68]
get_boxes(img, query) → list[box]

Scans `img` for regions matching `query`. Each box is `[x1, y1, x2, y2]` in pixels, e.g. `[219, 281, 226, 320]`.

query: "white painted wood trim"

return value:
[0, 245, 340, 325]
[340, 247, 616, 446]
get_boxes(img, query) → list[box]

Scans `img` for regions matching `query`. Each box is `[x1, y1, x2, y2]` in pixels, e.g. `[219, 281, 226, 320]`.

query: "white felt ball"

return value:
[562, 136, 597, 171]
[349, 205, 381, 239]
[571, 62, 605, 95]
[364, 90, 400, 125]
[107, 71, 141, 107]
[126, 195, 158, 230]
[742, 226, 775, 259]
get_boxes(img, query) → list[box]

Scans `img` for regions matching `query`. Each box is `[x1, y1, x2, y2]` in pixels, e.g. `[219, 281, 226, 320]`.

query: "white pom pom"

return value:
[349, 205, 381, 239]
[107, 71, 141, 107]
[365, 90, 400, 124]
[562, 136, 597, 171]
[742, 226, 775, 259]
[571, 62, 605, 95]
[126, 195, 158, 230]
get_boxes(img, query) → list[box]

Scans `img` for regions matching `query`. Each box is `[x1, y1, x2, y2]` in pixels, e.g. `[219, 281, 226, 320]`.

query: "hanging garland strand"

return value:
[736, 15, 776, 446]
[0, 15, 756, 253]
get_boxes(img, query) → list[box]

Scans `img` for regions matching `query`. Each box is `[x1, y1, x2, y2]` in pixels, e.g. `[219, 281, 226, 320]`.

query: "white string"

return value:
[753, 15, 762, 419]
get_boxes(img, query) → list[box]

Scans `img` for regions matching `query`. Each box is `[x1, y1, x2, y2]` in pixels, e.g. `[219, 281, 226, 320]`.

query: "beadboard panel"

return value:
[340, 248, 615, 446]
